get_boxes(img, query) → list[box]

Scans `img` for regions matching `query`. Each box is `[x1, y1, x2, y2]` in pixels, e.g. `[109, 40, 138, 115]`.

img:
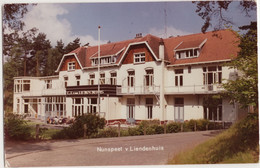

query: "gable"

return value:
[122, 44, 156, 64]
[60, 55, 81, 71]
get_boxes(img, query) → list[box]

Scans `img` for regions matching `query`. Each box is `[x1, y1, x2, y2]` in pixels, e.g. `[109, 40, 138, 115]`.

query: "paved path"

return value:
[5, 130, 221, 167]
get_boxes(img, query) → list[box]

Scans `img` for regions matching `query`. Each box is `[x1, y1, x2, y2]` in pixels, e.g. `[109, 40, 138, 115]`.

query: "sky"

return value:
[20, 1, 257, 47]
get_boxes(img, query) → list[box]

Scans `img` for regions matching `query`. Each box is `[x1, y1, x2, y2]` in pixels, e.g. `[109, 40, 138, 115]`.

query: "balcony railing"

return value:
[116, 85, 160, 95]
[164, 84, 224, 94]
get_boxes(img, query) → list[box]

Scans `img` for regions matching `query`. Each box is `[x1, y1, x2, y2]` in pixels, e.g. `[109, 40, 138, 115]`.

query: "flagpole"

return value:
[98, 26, 101, 116]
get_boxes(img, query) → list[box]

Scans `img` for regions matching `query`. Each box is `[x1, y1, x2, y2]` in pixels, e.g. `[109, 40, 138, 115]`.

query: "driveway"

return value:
[5, 130, 221, 167]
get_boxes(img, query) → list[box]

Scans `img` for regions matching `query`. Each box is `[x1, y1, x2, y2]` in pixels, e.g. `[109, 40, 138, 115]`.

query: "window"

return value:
[68, 62, 76, 70]
[23, 80, 30, 91]
[127, 70, 135, 87]
[145, 69, 154, 86]
[203, 100, 222, 121]
[100, 73, 105, 84]
[134, 53, 145, 63]
[203, 66, 222, 85]
[72, 98, 84, 117]
[127, 98, 135, 119]
[146, 98, 153, 119]
[75, 75, 80, 86]
[86, 98, 97, 114]
[92, 56, 117, 66]
[188, 66, 191, 73]
[176, 48, 199, 59]
[110, 72, 117, 85]
[45, 96, 66, 117]
[64, 76, 68, 88]
[15, 80, 30, 92]
[88, 74, 95, 85]
[175, 69, 183, 86]
[45, 80, 52, 89]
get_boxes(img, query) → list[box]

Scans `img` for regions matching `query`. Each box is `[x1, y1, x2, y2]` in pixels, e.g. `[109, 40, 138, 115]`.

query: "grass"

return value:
[168, 113, 259, 164]
[27, 121, 62, 140]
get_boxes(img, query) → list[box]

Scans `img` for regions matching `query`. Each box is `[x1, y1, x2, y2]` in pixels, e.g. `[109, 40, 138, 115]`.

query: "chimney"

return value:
[159, 38, 164, 60]
[135, 33, 142, 38]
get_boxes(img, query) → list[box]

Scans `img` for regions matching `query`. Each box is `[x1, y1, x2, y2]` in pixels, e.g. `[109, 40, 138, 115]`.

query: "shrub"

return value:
[167, 122, 181, 133]
[153, 125, 164, 134]
[96, 127, 118, 138]
[196, 119, 210, 131]
[4, 113, 32, 141]
[128, 127, 142, 136]
[52, 114, 106, 139]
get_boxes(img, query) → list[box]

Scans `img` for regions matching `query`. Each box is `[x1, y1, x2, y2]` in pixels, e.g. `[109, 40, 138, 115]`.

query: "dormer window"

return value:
[134, 53, 145, 63]
[174, 39, 206, 60]
[68, 62, 75, 70]
[176, 48, 199, 59]
[91, 55, 118, 66]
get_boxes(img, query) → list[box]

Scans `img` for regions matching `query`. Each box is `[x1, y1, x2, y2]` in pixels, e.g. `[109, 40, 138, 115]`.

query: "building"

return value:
[13, 29, 247, 124]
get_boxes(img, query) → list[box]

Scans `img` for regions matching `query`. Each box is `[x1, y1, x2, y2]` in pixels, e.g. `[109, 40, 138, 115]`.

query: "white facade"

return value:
[12, 30, 246, 124]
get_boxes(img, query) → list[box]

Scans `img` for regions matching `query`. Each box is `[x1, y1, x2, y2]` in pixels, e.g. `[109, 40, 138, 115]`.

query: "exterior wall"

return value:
[122, 44, 155, 64]
[165, 95, 204, 121]
[60, 55, 81, 71]
[12, 39, 243, 124]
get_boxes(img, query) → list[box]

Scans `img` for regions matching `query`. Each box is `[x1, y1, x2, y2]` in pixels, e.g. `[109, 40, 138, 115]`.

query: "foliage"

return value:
[4, 113, 32, 141]
[3, 4, 32, 31]
[168, 113, 259, 164]
[127, 127, 142, 136]
[95, 127, 118, 138]
[64, 38, 81, 54]
[167, 122, 181, 133]
[222, 22, 258, 109]
[192, 1, 256, 33]
[52, 114, 106, 139]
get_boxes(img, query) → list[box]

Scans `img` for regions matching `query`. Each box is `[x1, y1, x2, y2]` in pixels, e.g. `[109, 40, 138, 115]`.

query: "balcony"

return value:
[116, 85, 160, 95]
[164, 84, 224, 95]
[42, 88, 66, 96]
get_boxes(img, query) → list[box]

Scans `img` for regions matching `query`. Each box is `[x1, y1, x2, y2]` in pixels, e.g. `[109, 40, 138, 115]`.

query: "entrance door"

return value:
[174, 98, 184, 122]
[126, 98, 135, 124]
[24, 104, 28, 113]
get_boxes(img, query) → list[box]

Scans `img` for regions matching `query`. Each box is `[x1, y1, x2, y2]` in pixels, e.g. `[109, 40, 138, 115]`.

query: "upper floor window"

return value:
[91, 55, 118, 66]
[175, 49, 199, 59]
[45, 80, 52, 89]
[127, 70, 135, 87]
[75, 75, 80, 86]
[145, 69, 154, 86]
[68, 62, 76, 71]
[134, 53, 145, 63]
[14, 80, 30, 93]
[100, 73, 105, 84]
[64, 76, 68, 88]
[89, 74, 95, 85]
[203, 66, 222, 85]
[175, 69, 183, 86]
[110, 72, 117, 85]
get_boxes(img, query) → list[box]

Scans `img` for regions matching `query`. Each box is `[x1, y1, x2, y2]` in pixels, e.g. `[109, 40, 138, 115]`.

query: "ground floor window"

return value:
[86, 98, 97, 114]
[72, 98, 84, 117]
[45, 96, 66, 117]
[203, 106, 222, 121]
[174, 98, 184, 122]
[127, 98, 135, 119]
[146, 98, 153, 119]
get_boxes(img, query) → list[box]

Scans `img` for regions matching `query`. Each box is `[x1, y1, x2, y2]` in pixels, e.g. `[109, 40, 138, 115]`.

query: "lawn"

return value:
[27, 121, 62, 140]
[168, 113, 259, 164]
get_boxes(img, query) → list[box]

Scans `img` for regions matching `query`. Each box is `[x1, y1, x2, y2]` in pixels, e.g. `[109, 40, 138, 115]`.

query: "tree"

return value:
[3, 4, 30, 31]
[222, 22, 257, 110]
[64, 38, 81, 54]
[192, 1, 256, 33]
